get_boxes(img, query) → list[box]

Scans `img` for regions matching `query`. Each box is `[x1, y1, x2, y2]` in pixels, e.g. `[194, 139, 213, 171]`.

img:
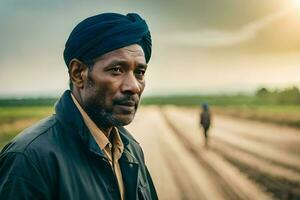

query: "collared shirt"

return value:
[71, 94, 125, 200]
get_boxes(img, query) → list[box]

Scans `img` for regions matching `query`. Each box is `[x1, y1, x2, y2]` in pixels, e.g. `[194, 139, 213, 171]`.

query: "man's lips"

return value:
[115, 100, 136, 107]
[114, 100, 137, 113]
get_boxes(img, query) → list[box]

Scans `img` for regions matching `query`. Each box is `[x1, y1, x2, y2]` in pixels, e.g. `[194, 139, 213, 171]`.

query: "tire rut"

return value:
[160, 108, 248, 200]
[211, 145, 300, 200]
[209, 139, 300, 200]
[216, 124, 300, 159]
[159, 139, 206, 200]
[212, 136, 300, 174]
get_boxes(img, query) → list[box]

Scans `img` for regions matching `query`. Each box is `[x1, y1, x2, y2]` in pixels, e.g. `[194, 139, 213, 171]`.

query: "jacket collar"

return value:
[55, 90, 140, 199]
[55, 90, 105, 157]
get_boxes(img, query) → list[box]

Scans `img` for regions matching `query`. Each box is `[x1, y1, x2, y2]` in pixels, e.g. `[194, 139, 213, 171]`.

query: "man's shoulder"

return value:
[1, 115, 60, 155]
[0, 116, 63, 197]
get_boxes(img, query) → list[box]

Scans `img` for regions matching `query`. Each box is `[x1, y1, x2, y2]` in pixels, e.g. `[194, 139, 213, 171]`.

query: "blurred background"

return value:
[1, 0, 300, 199]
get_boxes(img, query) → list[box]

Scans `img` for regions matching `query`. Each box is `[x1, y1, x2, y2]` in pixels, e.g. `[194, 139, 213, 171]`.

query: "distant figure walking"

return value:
[200, 103, 211, 147]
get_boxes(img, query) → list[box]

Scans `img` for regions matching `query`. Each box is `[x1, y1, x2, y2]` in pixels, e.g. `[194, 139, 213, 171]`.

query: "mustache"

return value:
[113, 95, 140, 106]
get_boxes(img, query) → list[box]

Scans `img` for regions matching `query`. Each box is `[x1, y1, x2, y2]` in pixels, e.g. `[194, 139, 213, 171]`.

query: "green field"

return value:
[213, 105, 300, 127]
[0, 106, 53, 149]
[1, 94, 300, 150]
[142, 94, 300, 127]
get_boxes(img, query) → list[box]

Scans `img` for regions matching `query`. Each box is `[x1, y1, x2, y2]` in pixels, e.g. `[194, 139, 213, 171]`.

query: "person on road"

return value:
[200, 103, 211, 147]
[0, 13, 158, 200]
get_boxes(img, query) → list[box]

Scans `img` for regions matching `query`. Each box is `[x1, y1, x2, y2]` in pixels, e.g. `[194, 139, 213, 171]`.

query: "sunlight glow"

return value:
[293, 0, 300, 7]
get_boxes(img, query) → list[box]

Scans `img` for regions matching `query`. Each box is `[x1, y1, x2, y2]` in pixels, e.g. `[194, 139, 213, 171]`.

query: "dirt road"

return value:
[126, 106, 300, 200]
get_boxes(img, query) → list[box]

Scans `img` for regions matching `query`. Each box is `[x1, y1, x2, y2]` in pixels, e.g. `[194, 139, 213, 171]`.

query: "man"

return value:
[0, 13, 158, 200]
[200, 103, 211, 148]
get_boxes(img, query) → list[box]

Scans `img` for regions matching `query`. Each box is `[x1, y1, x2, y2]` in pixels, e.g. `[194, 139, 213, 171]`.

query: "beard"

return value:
[84, 72, 138, 129]
[86, 104, 129, 128]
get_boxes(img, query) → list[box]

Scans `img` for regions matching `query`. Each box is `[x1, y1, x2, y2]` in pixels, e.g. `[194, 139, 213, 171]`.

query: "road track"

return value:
[127, 106, 300, 200]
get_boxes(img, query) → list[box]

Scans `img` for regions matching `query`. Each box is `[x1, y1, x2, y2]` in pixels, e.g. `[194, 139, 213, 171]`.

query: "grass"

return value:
[0, 106, 53, 149]
[213, 104, 300, 127]
[142, 95, 300, 128]
[1, 96, 300, 150]
[141, 95, 260, 106]
[0, 106, 54, 124]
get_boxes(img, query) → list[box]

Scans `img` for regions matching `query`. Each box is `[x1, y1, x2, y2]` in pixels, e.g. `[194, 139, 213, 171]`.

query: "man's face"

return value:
[81, 44, 147, 127]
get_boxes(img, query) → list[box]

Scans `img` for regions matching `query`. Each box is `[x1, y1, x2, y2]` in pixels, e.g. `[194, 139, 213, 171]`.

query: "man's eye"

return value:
[135, 70, 146, 76]
[110, 66, 122, 73]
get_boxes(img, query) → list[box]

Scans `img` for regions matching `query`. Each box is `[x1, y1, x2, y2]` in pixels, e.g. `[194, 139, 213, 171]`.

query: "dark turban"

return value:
[63, 13, 152, 67]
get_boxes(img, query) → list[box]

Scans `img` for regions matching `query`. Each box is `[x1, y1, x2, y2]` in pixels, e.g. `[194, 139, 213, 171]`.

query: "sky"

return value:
[1, 0, 300, 97]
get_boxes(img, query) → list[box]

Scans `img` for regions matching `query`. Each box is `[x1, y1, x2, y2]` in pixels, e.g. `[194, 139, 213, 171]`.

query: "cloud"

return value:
[161, 6, 296, 48]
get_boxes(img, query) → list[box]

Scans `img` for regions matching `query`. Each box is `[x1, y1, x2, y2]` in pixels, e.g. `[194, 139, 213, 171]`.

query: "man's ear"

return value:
[68, 59, 88, 89]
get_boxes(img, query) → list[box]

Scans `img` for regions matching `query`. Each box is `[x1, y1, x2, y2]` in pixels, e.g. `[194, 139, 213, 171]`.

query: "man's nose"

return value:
[121, 72, 141, 94]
